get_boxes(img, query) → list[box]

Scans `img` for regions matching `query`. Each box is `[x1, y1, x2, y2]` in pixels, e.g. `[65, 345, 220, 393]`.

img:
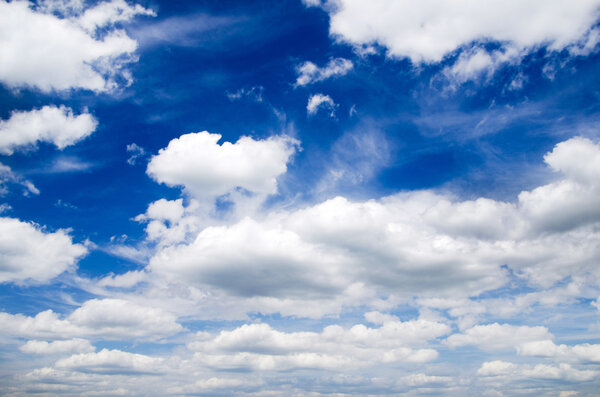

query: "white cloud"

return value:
[0, 298, 182, 341]
[296, 57, 353, 86]
[0, 0, 154, 92]
[146, 131, 299, 201]
[97, 270, 147, 288]
[478, 360, 598, 382]
[477, 360, 518, 377]
[445, 323, 552, 350]
[0, 106, 97, 154]
[0, 217, 87, 284]
[20, 338, 95, 355]
[144, 137, 600, 315]
[76, 0, 155, 33]
[55, 348, 164, 374]
[518, 340, 600, 363]
[308, 0, 600, 63]
[522, 363, 598, 382]
[187, 316, 447, 371]
[307, 93, 337, 116]
[400, 373, 452, 387]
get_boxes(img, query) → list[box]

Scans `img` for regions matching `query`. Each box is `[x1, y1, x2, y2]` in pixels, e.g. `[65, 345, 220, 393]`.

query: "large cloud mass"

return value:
[306, 0, 600, 62]
[0, 217, 87, 284]
[0, 0, 154, 92]
[148, 137, 600, 314]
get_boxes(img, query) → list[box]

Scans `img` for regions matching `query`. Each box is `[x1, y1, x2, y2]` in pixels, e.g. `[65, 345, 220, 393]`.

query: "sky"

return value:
[1, 0, 600, 395]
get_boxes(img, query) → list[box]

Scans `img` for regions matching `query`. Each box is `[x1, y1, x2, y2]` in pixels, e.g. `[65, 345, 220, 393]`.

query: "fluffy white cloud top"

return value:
[0, 217, 87, 284]
[518, 340, 600, 363]
[307, 0, 600, 63]
[296, 57, 353, 86]
[0, 298, 182, 341]
[0, 0, 154, 92]
[0, 106, 97, 155]
[146, 131, 299, 200]
[147, 137, 600, 315]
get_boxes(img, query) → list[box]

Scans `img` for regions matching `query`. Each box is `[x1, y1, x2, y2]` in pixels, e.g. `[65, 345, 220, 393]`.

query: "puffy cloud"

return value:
[146, 131, 299, 201]
[20, 338, 95, 355]
[146, 137, 600, 315]
[445, 323, 553, 350]
[477, 360, 518, 377]
[308, 0, 600, 63]
[188, 315, 447, 371]
[0, 106, 97, 155]
[0, 0, 154, 92]
[55, 348, 164, 374]
[478, 361, 598, 382]
[518, 340, 600, 363]
[296, 58, 353, 86]
[0, 298, 182, 341]
[307, 93, 337, 116]
[0, 217, 87, 284]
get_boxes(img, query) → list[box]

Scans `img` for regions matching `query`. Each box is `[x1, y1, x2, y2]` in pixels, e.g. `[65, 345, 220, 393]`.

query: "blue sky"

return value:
[1, 0, 600, 395]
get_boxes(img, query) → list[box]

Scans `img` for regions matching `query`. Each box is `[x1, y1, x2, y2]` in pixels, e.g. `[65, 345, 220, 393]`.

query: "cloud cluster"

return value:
[478, 360, 598, 382]
[145, 137, 600, 317]
[187, 313, 447, 371]
[0, 0, 154, 92]
[0, 298, 182, 341]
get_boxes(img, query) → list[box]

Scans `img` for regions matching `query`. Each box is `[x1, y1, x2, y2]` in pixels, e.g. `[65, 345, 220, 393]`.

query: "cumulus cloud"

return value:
[0, 298, 182, 341]
[479, 361, 599, 382]
[307, 0, 600, 63]
[187, 315, 447, 371]
[0, 106, 97, 154]
[296, 58, 353, 86]
[445, 323, 552, 350]
[145, 137, 600, 314]
[0, 0, 154, 92]
[518, 340, 600, 363]
[146, 131, 299, 201]
[307, 93, 337, 116]
[0, 217, 87, 284]
[20, 338, 95, 355]
[55, 348, 164, 374]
